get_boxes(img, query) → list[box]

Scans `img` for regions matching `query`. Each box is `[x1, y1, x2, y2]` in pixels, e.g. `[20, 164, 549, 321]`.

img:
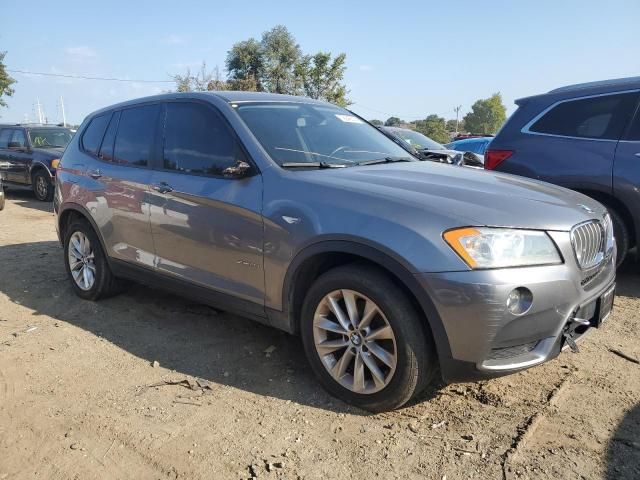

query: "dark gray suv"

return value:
[487, 76, 640, 265]
[55, 92, 616, 411]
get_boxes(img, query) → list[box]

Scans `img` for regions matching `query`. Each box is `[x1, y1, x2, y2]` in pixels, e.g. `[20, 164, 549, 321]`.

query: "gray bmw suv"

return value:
[55, 92, 616, 411]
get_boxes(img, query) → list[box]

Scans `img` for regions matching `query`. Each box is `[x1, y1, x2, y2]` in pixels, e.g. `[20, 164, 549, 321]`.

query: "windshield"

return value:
[389, 128, 445, 150]
[28, 128, 73, 148]
[234, 102, 414, 166]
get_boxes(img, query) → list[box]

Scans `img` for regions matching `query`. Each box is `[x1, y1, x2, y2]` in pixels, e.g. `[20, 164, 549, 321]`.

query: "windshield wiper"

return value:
[356, 156, 414, 166]
[281, 162, 347, 169]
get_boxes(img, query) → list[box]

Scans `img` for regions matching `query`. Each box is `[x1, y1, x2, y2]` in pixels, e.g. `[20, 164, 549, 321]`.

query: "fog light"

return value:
[507, 287, 533, 315]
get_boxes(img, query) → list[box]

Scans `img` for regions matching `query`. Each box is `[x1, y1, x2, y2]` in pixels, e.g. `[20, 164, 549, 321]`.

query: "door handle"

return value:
[634, 153, 640, 158]
[88, 169, 102, 179]
[151, 182, 173, 194]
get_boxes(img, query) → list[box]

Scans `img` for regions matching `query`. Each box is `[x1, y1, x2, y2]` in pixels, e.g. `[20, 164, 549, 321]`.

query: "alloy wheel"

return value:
[67, 231, 96, 291]
[35, 176, 47, 200]
[313, 289, 397, 394]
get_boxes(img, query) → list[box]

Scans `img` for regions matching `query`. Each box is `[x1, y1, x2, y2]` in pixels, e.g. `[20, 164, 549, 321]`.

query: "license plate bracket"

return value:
[593, 284, 615, 328]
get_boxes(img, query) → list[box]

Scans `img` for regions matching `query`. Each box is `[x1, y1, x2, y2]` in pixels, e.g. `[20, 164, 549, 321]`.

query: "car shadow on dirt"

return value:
[4, 189, 53, 213]
[616, 251, 640, 299]
[606, 403, 640, 479]
[0, 240, 443, 415]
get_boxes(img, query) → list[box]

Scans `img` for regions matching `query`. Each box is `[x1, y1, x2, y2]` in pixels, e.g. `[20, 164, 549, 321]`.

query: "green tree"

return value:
[0, 51, 16, 110]
[260, 25, 301, 94]
[226, 38, 263, 91]
[294, 52, 349, 106]
[414, 115, 449, 144]
[446, 118, 464, 133]
[369, 119, 383, 126]
[173, 62, 228, 92]
[384, 116, 402, 126]
[463, 93, 506, 134]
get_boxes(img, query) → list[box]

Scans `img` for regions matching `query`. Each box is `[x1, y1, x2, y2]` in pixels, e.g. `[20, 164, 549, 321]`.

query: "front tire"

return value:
[63, 219, 122, 300]
[607, 208, 629, 267]
[32, 170, 53, 202]
[300, 264, 436, 412]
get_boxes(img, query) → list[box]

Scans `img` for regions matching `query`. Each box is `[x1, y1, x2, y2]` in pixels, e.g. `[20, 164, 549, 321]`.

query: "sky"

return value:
[1, 0, 639, 125]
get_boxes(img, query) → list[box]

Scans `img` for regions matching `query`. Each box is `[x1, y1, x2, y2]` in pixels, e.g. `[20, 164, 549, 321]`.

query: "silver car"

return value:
[54, 92, 616, 411]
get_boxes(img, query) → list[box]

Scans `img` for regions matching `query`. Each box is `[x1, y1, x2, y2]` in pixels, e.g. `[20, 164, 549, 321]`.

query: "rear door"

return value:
[84, 105, 160, 268]
[147, 100, 264, 309]
[613, 101, 640, 241]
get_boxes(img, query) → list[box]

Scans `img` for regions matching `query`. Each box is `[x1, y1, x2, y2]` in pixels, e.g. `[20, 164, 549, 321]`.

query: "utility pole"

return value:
[35, 98, 44, 124]
[59, 96, 67, 127]
[454, 105, 462, 136]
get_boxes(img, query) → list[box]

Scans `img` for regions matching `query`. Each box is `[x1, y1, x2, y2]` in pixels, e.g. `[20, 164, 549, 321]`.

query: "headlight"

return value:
[443, 227, 562, 269]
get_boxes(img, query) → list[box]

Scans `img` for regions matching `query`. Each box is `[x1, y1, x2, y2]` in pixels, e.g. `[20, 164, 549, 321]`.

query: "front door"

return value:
[0, 128, 30, 184]
[614, 105, 640, 242]
[147, 100, 264, 309]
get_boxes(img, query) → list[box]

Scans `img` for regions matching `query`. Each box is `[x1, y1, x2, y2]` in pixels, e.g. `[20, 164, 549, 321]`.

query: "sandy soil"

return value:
[0, 190, 638, 480]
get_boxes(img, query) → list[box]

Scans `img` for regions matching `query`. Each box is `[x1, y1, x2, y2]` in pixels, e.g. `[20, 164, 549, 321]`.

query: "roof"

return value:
[516, 76, 640, 106]
[0, 123, 72, 129]
[449, 137, 493, 144]
[88, 91, 330, 118]
[549, 76, 640, 94]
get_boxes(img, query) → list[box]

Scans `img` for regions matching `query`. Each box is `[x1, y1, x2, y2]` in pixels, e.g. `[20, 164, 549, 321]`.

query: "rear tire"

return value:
[63, 219, 122, 300]
[300, 264, 436, 412]
[32, 170, 53, 202]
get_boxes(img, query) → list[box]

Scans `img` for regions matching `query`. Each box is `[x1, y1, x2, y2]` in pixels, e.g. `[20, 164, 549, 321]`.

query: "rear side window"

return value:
[162, 102, 236, 175]
[113, 104, 160, 167]
[82, 114, 110, 155]
[624, 109, 640, 141]
[0, 129, 11, 148]
[529, 92, 639, 140]
[98, 111, 120, 162]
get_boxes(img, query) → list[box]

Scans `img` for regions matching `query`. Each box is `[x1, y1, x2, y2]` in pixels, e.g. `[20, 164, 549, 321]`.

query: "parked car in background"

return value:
[0, 177, 5, 211]
[0, 124, 74, 201]
[381, 126, 460, 164]
[487, 76, 640, 265]
[445, 136, 493, 156]
[56, 92, 615, 412]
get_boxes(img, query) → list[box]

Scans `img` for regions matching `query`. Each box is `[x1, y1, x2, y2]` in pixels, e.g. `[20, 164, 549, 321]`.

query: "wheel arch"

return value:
[279, 240, 451, 365]
[58, 203, 111, 265]
[574, 188, 636, 247]
[29, 162, 53, 181]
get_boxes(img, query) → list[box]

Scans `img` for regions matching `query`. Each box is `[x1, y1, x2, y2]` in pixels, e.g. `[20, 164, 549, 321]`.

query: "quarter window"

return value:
[529, 92, 639, 140]
[163, 102, 236, 175]
[113, 105, 160, 167]
[82, 114, 110, 155]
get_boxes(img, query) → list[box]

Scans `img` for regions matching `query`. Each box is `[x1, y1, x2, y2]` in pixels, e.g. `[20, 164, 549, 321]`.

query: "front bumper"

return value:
[416, 230, 616, 382]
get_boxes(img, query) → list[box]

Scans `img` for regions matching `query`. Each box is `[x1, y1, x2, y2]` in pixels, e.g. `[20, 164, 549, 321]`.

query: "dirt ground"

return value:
[0, 189, 638, 480]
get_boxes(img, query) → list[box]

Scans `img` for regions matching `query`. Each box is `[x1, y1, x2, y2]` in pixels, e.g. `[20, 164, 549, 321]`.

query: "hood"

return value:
[294, 161, 606, 231]
[32, 146, 65, 157]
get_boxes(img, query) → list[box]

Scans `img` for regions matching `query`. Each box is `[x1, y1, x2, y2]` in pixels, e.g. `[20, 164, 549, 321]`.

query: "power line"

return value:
[7, 69, 174, 83]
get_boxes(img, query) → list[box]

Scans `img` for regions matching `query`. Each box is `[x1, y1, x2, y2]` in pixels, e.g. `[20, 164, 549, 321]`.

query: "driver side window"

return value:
[10, 130, 27, 148]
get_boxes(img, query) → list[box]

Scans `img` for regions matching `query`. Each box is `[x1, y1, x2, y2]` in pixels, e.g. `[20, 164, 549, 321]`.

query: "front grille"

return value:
[571, 220, 606, 270]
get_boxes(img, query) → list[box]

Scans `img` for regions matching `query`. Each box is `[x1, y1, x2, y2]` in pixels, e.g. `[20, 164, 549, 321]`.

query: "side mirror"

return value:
[223, 161, 251, 178]
[462, 151, 484, 168]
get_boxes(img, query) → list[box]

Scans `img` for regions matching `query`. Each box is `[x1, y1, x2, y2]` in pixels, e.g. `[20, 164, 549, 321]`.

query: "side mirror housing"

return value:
[223, 161, 251, 178]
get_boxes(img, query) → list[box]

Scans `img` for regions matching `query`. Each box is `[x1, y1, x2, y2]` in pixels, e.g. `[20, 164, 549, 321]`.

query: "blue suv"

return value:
[487, 77, 640, 265]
